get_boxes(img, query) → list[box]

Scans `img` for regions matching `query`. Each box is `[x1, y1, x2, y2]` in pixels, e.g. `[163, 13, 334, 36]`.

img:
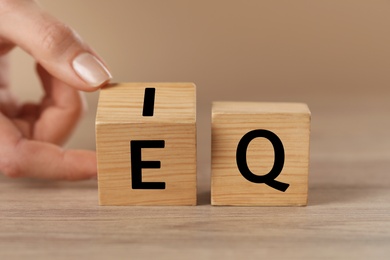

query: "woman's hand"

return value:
[0, 0, 112, 180]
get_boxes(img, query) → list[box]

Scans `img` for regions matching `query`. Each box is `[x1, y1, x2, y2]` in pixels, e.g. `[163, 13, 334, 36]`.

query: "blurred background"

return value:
[10, 0, 390, 184]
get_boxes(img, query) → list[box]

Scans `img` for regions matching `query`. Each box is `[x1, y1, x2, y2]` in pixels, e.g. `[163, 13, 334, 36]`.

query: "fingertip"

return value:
[72, 52, 112, 90]
[62, 150, 97, 181]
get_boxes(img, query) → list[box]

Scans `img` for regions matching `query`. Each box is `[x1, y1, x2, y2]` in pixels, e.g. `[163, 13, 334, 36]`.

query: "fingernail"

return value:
[72, 53, 112, 87]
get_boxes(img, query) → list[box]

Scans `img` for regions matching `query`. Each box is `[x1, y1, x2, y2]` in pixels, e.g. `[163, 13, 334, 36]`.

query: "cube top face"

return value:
[96, 83, 196, 125]
[212, 102, 310, 115]
[96, 83, 196, 206]
[212, 102, 311, 206]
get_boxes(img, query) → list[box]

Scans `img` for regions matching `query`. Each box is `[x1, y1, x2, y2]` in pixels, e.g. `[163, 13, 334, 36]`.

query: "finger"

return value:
[11, 103, 40, 139]
[7, 139, 97, 180]
[0, 114, 96, 180]
[0, 37, 14, 56]
[0, 55, 19, 117]
[0, 0, 111, 91]
[32, 64, 86, 145]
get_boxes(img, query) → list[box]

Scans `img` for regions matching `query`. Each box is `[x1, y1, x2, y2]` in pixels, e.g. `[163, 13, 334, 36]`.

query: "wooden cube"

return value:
[211, 102, 311, 206]
[96, 83, 197, 205]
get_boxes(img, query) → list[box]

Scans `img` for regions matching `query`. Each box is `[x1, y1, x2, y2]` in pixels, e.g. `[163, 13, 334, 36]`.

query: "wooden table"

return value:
[1, 92, 390, 259]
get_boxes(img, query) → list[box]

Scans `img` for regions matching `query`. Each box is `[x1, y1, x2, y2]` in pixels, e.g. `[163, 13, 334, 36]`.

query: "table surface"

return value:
[1, 92, 390, 259]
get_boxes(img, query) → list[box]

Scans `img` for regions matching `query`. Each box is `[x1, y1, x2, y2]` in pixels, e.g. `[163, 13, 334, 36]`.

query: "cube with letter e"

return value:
[211, 102, 311, 206]
[96, 83, 197, 205]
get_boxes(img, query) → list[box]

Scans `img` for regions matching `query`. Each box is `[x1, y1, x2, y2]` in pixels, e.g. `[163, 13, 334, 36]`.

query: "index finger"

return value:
[0, 0, 111, 91]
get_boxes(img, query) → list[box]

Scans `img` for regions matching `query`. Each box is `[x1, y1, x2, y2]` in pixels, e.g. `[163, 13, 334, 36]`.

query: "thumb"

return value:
[0, 0, 112, 91]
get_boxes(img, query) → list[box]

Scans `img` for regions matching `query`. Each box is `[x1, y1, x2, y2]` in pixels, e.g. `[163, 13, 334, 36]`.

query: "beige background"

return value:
[3, 1, 390, 258]
[10, 0, 390, 168]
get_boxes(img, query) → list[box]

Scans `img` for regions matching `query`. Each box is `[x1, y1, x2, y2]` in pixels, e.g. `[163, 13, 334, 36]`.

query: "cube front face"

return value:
[96, 83, 196, 206]
[211, 102, 311, 206]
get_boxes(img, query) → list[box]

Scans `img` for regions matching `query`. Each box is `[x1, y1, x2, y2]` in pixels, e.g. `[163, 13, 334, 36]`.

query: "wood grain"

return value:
[212, 102, 311, 206]
[1, 93, 390, 259]
[96, 83, 197, 205]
